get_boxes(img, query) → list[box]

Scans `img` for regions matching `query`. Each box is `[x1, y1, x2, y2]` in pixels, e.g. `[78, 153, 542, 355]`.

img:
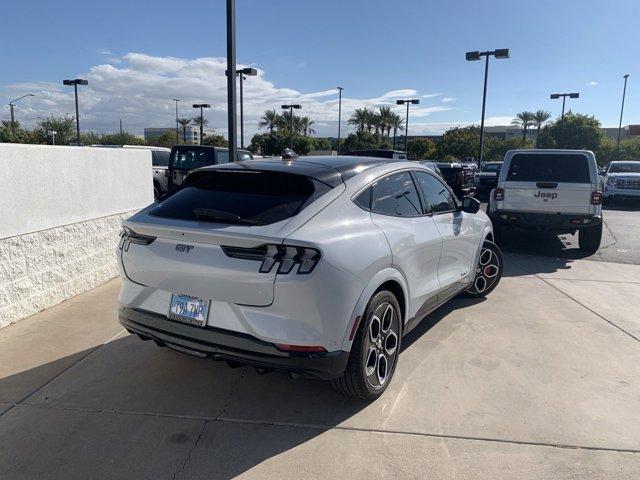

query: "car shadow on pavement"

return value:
[603, 200, 640, 212]
[0, 295, 485, 479]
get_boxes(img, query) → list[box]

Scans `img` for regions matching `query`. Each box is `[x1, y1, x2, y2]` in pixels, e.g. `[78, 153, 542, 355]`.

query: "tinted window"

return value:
[149, 171, 331, 226]
[354, 187, 371, 210]
[170, 146, 216, 170]
[152, 150, 169, 167]
[506, 153, 591, 183]
[414, 171, 456, 213]
[372, 172, 422, 217]
[217, 150, 230, 164]
[483, 163, 501, 172]
[609, 162, 640, 173]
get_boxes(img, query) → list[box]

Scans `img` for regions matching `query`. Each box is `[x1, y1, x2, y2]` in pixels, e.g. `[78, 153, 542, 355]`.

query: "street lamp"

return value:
[550, 92, 579, 121]
[617, 74, 630, 148]
[172, 99, 180, 143]
[62, 78, 88, 146]
[396, 99, 420, 151]
[8, 94, 34, 134]
[236, 67, 257, 149]
[337, 86, 344, 155]
[226, 0, 238, 162]
[48, 130, 57, 146]
[281, 104, 302, 148]
[192, 103, 211, 145]
[466, 48, 510, 165]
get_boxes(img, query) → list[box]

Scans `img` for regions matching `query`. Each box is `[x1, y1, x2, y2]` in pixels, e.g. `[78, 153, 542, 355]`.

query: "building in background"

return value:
[601, 125, 640, 141]
[144, 127, 199, 144]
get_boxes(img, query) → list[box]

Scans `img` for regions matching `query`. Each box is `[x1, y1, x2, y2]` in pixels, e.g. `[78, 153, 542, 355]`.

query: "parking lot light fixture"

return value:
[236, 67, 257, 149]
[550, 92, 579, 121]
[8, 93, 35, 134]
[192, 103, 211, 145]
[396, 99, 420, 151]
[62, 79, 88, 145]
[172, 99, 180, 143]
[466, 49, 510, 165]
[617, 74, 630, 148]
[281, 104, 301, 148]
[337, 86, 344, 155]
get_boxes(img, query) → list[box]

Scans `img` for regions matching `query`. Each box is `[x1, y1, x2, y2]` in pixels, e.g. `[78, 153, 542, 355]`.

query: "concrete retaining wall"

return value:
[0, 144, 153, 328]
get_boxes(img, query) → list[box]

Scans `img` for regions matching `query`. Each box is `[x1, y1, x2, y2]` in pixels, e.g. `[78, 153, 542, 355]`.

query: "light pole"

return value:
[550, 92, 579, 121]
[49, 130, 57, 146]
[62, 78, 88, 145]
[617, 74, 630, 148]
[235, 67, 257, 149]
[172, 99, 180, 143]
[226, 0, 238, 162]
[396, 99, 420, 152]
[466, 49, 510, 164]
[192, 103, 211, 144]
[281, 104, 302, 148]
[8, 94, 34, 134]
[336, 86, 343, 155]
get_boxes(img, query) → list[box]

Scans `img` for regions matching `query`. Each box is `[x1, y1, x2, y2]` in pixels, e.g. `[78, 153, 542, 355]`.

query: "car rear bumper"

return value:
[604, 187, 640, 199]
[119, 306, 350, 380]
[491, 210, 601, 231]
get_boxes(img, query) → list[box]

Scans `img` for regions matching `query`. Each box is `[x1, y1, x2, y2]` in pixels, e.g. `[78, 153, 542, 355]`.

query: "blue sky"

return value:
[1, 0, 638, 137]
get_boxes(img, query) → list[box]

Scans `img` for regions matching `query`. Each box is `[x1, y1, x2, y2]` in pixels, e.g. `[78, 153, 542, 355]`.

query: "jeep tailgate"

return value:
[502, 182, 593, 214]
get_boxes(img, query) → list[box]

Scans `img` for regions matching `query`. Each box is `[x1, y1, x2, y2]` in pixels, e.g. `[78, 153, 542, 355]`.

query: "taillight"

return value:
[221, 244, 321, 275]
[591, 191, 603, 205]
[118, 227, 156, 251]
[494, 187, 504, 201]
[274, 344, 327, 353]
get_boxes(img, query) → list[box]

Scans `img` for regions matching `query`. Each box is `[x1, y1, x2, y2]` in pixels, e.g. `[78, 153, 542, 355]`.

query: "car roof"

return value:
[196, 155, 403, 187]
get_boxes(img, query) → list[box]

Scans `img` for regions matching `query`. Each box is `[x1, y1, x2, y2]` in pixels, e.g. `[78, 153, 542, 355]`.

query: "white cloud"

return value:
[0, 53, 461, 138]
[587, 81, 598, 86]
[441, 97, 456, 103]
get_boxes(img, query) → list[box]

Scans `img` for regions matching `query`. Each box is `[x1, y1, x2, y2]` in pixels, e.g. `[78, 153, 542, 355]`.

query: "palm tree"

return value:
[191, 116, 209, 128]
[512, 111, 535, 140]
[348, 108, 369, 133]
[259, 109, 279, 134]
[389, 113, 405, 149]
[533, 110, 551, 146]
[377, 106, 394, 139]
[177, 118, 191, 142]
[364, 108, 376, 134]
[299, 116, 316, 137]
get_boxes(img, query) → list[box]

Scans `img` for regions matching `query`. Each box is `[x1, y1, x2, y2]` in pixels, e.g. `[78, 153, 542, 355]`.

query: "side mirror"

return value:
[461, 196, 481, 214]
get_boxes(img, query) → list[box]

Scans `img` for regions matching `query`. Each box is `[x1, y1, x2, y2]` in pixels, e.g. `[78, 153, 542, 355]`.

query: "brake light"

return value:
[494, 188, 504, 201]
[590, 191, 603, 205]
[274, 344, 327, 353]
[221, 244, 321, 275]
[118, 227, 156, 251]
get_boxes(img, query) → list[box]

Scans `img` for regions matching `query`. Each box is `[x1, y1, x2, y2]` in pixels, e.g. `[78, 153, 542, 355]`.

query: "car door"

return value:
[369, 171, 443, 319]
[413, 171, 478, 295]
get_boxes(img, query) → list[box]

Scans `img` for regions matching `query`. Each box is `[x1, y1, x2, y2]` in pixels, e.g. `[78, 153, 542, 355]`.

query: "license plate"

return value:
[168, 294, 209, 326]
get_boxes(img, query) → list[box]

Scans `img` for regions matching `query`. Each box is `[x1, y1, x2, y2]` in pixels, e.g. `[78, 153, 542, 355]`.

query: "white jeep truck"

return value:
[488, 149, 603, 253]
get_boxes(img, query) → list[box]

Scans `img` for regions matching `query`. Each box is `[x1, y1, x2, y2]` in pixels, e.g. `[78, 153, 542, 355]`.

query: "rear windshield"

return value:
[609, 162, 640, 173]
[506, 153, 591, 183]
[152, 150, 169, 167]
[149, 170, 331, 226]
[170, 146, 216, 170]
[483, 163, 502, 172]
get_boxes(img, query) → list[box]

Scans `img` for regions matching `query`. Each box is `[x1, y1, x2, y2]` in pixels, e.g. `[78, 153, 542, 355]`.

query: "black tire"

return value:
[332, 290, 401, 400]
[463, 240, 503, 298]
[579, 222, 602, 253]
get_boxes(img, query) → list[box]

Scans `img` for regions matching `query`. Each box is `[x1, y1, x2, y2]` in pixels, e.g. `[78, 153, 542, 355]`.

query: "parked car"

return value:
[118, 156, 502, 399]
[488, 149, 603, 252]
[420, 160, 442, 177]
[437, 162, 476, 197]
[600, 160, 640, 203]
[168, 145, 254, 192]
[475, 161, 503, 198]
[345, 149, 408, 160]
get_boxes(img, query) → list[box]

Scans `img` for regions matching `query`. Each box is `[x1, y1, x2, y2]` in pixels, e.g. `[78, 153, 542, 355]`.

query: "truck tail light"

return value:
[591, 191, 603, 205]
[494, 188, 504, 201]
[221, 244, 321, 275]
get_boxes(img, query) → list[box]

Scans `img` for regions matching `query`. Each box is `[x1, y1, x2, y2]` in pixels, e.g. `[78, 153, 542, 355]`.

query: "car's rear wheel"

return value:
[332, 290, 401, 400]
[579, 222, 602, 253]
[463, 240, 503, 298]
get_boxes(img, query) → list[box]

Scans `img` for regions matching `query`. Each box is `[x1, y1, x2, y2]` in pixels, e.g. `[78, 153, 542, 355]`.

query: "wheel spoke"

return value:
[381, 304, 393, 333]
[384, 331, 398, 356]
[365, 347, 377, 377]
[369, 315, 381, 342]
[377, 354, 388, 385]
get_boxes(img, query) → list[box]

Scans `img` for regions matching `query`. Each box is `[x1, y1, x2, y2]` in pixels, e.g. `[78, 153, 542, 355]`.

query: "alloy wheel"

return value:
[363, 302, 399, 389]
[467, 246, 500, 295]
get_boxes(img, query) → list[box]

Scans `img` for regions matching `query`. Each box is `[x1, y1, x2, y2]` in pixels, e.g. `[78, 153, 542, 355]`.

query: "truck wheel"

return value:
[579, 222, 602, 253]
[153, 183, 161, 202]
[332, 290, 401, 400]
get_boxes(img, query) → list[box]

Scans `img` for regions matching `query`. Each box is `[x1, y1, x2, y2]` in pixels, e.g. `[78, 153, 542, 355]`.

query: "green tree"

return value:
[389, 113, 404, 149]
[437, 126, 480, 160]
[147, 131, 179, 149]
[533, 110, 552, 146]
[595, 137, 640, 166]
[537, 113, 604, 151]
[512, 111, 535, 140]
[33, 115, 76, 145]
[258, 110, 280, 134]
[407, 138, 437, 160]
[298, 116, 316, 137]
[177, 118, 191, 143]
[483, 137, 532, 162]
[348, 108, 369, 133]
[201, 133, 228, 147]
[191, 116, 209, 128]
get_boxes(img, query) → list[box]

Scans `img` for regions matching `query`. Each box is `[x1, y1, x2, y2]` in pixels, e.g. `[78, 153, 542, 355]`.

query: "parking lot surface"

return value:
[1, 250, 640, 479]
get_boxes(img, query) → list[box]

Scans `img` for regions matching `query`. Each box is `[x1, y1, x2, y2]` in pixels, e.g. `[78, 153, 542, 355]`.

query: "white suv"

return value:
[117, 156, 502, 399]
[488, 149, 603, 252]
[601, 160, 640, 203]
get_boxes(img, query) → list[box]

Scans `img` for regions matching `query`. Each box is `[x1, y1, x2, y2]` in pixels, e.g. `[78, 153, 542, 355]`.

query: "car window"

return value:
[483, 163, 501, 173]
[506, 153, 591, 183]
[216, 150, 230, 164]
[170, 147, 216, 170]
[353, 187, 371, 210]
[413, 171, 456, 214]
[152, 150, 169, 167]
[371, 172, 422, 217]
[238, 152, 253, 161]
[609, 162, 640, 173]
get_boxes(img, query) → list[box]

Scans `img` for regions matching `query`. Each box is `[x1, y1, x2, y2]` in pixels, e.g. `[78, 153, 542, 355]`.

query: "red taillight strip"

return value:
[591, 191, 603, 205]
[274, 344, 327, 353]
